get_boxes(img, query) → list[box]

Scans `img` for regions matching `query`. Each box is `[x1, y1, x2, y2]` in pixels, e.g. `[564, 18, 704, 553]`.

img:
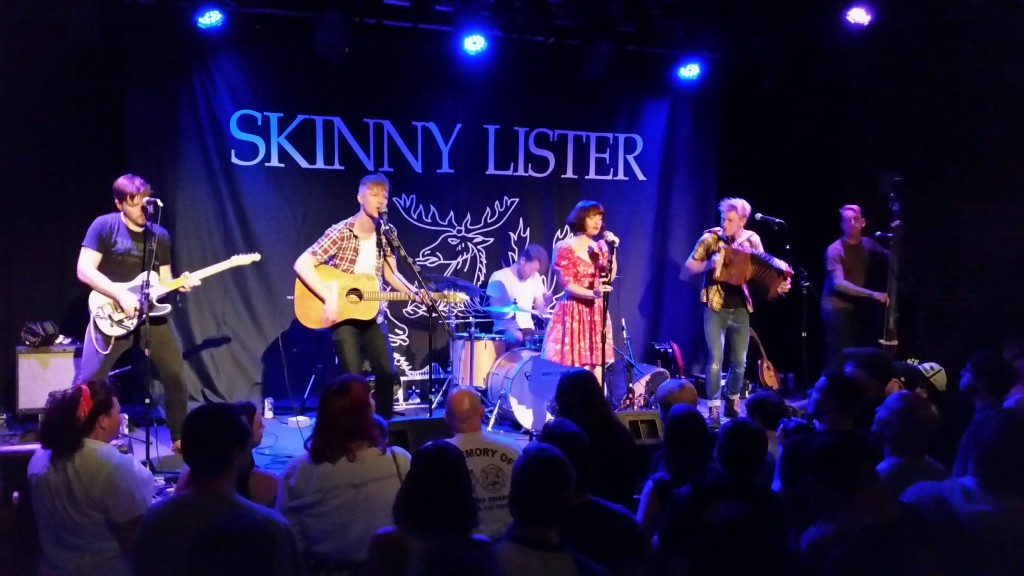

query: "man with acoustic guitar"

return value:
[685, 198, 790, 428]
[76, 174, 197, 452]
[293, 173, 424, 420]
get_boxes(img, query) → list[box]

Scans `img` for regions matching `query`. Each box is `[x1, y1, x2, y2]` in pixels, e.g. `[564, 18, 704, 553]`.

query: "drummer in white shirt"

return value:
[485, 244, 551, 349]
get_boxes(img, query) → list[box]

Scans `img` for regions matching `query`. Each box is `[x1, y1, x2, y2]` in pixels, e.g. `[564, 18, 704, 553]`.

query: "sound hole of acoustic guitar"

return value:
[345, 290, 365, 303]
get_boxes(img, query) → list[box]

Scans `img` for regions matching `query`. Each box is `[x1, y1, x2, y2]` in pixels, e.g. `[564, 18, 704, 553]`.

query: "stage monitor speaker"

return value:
[386, 417, 452, 454]
[16, 345, 82, 414]
[616, 410, 663, 446]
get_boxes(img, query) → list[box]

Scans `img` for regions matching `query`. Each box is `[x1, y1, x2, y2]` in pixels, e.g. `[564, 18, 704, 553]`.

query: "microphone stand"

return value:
[381, 221, 454, 418]
[767, 221, 814, 394]
[618, 320, 637, 409]
[600, 241, 616, 402]
[139, 205, 161, 472]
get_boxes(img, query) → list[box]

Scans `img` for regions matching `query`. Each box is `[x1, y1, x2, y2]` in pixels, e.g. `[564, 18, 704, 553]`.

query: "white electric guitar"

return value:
[89, 253, 261, 337]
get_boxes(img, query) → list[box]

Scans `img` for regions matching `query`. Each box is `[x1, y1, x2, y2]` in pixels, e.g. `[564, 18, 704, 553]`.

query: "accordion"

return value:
[714, 246, 793, 299]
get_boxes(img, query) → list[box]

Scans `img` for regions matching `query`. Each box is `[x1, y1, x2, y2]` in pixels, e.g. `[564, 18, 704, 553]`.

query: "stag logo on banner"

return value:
[393, 194, 516, 287]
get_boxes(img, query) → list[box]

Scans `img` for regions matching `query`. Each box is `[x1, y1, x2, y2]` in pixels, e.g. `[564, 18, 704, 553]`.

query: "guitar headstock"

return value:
[230, 253, 262, 266]
[437, 291, 470, 304]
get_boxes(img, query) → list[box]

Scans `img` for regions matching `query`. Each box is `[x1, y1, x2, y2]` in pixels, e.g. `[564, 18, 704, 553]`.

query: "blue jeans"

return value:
[703, 306, 750, 407]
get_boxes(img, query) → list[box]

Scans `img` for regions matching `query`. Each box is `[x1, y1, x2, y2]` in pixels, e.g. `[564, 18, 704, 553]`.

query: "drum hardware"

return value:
[480, 303, 547, 316]
[485, 350, 569, 431]
[422, 273, 484, 298]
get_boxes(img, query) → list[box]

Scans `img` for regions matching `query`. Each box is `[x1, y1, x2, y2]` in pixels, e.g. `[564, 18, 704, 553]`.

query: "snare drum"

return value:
[486, 349, 567, 430]
[451, 333, 505, 389]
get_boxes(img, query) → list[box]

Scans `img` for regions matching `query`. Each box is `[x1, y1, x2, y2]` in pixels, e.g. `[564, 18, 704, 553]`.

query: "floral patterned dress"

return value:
[541, 239, 614, 366]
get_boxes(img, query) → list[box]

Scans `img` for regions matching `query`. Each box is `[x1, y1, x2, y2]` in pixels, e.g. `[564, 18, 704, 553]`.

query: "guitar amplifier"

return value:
[16, 345, 82, 414]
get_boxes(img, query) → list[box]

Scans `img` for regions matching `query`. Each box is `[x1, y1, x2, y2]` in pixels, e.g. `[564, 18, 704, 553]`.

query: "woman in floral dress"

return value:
[541, 200, 619, 382]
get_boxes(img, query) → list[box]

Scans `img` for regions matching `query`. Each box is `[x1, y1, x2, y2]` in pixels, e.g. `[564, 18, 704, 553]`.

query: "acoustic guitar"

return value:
[294, 267, 469, 328]
[748, 328, 780, 390]
[89, 253, 262, 337]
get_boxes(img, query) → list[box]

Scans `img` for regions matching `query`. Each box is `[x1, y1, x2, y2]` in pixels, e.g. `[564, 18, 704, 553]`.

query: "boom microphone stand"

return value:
[379, 215, 454, 418]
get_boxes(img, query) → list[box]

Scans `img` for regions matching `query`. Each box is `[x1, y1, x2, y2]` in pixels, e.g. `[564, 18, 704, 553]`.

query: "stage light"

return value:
[676, 62, 702, 81]
[845, 6, 872, 26]
[462, 33, 488, 55]
[195, 7, 226, 30]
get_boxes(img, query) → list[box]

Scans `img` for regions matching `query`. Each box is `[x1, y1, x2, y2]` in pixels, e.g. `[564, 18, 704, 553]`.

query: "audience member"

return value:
[655, 418, 787, 576]
[135, 403, 301, 576]
[444, 386, 522, 539]
[277, 374, 411, 571]
[552, 368, 640, 508]
[799, 432, 932, 576]
[636, 404, 714, 537]
[871, 391, 948, 499]
[365, 440, 493, 576]
[494, 443, 611, 576]
[952, 351, 1017, 476]
[842, 347, 897, 430]
[744, 390, 789, 460]
[653, 379, 698, 419]
[539, 418, 647, 576]
[28, 379, 153, 576]
[176, 400, 278, 507]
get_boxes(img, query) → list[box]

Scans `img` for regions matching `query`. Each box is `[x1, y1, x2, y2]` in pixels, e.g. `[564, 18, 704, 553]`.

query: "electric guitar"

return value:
[294, 267, 469, 328]
[89, 253, 262, 337]
[749, 328, 780, 390]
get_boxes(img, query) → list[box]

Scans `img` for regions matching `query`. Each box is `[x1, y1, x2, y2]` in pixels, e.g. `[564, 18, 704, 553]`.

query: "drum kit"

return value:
[425, 273, 560, 431]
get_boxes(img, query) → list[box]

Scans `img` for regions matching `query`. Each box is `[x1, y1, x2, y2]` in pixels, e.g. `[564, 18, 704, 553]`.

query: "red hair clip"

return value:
[76, 384, 94, 421]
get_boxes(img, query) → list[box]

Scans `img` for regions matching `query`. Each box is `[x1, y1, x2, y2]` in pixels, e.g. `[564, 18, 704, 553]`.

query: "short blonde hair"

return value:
[718, 197, 751, 219]
[359, 173, 390, 196]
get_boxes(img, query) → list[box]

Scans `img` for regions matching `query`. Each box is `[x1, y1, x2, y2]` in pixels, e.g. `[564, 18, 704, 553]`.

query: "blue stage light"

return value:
[196, 8, 226, 30]
[462, 34, 488, 55]
[676, 62, 702, 81]
[845, 6, 873, 26]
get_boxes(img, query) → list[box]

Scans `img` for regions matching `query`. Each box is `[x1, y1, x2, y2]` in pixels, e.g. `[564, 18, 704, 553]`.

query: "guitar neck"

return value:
[152, 260, 242, 297]
[361, 291, 439, 302]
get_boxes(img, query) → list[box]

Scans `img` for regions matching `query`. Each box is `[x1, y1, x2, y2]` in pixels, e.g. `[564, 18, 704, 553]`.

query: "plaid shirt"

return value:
[308, 214, 392, 275]
[307, 214, 394, 319]
[689, 227, 764, 313]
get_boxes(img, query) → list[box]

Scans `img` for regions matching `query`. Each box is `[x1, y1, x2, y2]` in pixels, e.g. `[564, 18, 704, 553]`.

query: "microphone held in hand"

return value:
[753, 213, 785, 225]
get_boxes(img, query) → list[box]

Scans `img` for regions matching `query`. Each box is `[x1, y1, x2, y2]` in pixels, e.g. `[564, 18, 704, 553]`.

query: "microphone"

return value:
[142, 197, 163, 208]
[603, 231, 619, 246]
[621, 318, 629, 338]
[379, 208, 389, 227]
[754, 213, 785, 225]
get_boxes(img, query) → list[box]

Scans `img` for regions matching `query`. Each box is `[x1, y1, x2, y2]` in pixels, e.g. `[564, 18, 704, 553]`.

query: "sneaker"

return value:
[725, 397, 740, 419]
[707, 406, 721, 429]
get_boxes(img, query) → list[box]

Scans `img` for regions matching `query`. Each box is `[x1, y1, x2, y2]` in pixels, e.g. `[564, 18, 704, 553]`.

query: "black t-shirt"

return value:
[82, 212, 171, 283]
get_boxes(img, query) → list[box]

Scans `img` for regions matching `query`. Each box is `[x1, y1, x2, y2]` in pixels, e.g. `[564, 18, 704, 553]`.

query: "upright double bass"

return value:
[879, 186, 902, 354]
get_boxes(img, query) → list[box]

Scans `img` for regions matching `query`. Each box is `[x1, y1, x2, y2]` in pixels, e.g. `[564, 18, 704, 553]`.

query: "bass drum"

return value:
[486, 350, 567, 431]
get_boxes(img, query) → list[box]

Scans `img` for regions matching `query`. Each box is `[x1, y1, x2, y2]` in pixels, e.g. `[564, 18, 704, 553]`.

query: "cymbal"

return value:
[481, 304, 545, 316]
[423, 273, 482, 296]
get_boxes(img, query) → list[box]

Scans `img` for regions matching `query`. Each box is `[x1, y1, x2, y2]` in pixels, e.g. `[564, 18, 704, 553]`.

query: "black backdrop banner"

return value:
[108, 21, 720, 403]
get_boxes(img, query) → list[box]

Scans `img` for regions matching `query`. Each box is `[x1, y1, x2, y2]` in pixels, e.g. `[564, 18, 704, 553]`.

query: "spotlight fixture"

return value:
[676, 62, 702, 81]
[195, 7, 226, 30]
[845, 6, 872, 26]
[462, 33, 488, 55]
